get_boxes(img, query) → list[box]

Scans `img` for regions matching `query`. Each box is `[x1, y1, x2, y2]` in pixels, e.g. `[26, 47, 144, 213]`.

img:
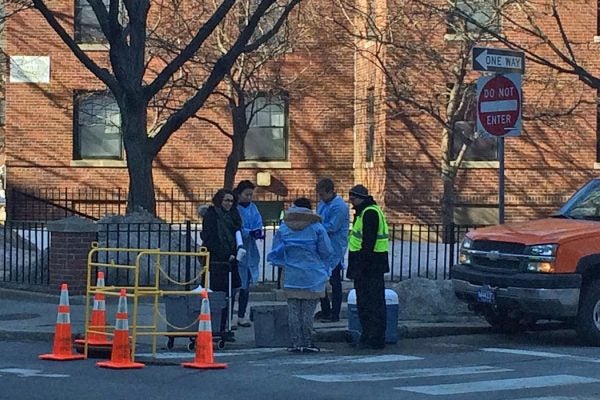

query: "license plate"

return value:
[477, 286, 495, 304]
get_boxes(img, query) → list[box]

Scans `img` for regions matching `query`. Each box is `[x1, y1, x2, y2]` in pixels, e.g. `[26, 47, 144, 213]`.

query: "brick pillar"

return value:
[47, 216, 98, 295]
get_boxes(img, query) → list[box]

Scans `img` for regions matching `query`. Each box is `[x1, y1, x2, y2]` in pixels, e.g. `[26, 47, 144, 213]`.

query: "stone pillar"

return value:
[47, 216, 98, 295]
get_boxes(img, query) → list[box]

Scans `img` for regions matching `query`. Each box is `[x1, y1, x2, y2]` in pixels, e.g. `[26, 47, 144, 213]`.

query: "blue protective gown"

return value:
[316, 194, 349, 270]
[267, 206, 334, 293]
[237, 202, 263, 288]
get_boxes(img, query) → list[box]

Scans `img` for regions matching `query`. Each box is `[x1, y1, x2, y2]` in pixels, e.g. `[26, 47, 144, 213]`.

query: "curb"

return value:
[398, 323, 491, 338]
[314, 323, 491, 343]
[0, 287, 88, 305]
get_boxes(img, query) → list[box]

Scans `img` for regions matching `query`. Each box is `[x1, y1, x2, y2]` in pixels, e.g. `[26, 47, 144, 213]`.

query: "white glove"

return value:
[236, 247, 247, 262]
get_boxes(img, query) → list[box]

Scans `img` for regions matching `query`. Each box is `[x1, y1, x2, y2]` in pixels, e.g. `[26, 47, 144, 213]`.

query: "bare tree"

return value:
[445, 0, 600, 89]
[11, 0, 303, 214]
[331, 0, 502, 230]
[188, 1, 318, 189]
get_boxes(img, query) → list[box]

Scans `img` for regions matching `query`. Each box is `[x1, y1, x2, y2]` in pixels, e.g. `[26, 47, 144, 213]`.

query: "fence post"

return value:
[185, 220, 192, 290]
[448, 222, 456, 279]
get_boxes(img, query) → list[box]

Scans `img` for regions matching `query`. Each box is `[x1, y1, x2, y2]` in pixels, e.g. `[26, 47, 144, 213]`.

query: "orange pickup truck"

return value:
[452, 178, 600, 345]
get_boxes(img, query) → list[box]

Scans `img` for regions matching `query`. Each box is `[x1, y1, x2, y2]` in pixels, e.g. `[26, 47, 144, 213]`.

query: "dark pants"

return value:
[354, 272, 386, 346]
[320, 264, 343, 319]
[237, 288, 249, 319]
[219, 288, 238, 333]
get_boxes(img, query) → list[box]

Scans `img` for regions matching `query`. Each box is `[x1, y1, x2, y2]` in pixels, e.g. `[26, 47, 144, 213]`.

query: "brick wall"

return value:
[7, 1, 600, 225]
[5, 1, 356, 209]
[375, 0, 600, 224]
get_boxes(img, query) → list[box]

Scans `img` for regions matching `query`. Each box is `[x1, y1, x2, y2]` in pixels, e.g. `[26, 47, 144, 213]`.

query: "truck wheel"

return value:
[576, 281, 600, 346]
[483, 309, 525, 334]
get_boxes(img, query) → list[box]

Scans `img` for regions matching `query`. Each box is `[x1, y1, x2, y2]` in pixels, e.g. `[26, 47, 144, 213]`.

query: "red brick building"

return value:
[5, 1, 600, 224]
[352, 0, 600, 224]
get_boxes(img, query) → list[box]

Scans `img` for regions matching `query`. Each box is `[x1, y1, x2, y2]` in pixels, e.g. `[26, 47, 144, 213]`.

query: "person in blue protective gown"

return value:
[314, 178, 350, 323]
[234, 180, 264, 327]
[267, 197, 334, 353]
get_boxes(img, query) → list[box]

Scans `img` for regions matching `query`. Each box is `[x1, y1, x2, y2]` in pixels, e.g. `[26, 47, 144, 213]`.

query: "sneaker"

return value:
[301, 345, 320, 353]
[237, 318, 251, 327]
[287, 346, 302, 353]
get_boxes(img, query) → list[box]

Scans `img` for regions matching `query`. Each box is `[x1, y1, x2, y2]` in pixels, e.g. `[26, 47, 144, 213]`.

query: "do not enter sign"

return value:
[476, 73, 522, 137]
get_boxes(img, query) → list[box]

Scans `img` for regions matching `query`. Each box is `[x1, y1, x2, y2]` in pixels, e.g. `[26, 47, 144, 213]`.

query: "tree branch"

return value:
[243, 0, 301, 53]
[31, 0, 119, 93]
[144, 0, 237, 99]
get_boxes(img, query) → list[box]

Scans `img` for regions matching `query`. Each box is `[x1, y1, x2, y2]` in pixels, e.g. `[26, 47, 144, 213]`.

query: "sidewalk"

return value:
[0, 286, 490, 350]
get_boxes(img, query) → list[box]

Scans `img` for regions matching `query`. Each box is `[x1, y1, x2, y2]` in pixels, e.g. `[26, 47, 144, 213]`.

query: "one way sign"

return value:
[472, 47, 525, 74]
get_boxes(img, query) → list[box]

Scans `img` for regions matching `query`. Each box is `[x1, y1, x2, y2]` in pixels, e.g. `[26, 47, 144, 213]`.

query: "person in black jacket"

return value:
[346, 185, 390, 350]
[200, 188, 243, 339]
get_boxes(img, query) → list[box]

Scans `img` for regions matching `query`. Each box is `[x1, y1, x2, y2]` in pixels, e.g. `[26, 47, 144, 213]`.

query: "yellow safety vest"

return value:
[348, 205, 389, 252]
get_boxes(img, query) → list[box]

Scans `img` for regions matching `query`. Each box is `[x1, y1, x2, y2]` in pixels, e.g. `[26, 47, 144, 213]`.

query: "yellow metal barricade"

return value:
[83, 243, 211, 360]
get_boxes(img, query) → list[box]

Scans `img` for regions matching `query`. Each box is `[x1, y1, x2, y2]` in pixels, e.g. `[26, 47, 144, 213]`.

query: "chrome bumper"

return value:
[452, 278, 580, 318]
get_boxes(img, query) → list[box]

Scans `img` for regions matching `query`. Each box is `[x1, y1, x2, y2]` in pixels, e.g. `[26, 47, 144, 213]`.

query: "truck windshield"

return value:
[556, 179, 600, 220]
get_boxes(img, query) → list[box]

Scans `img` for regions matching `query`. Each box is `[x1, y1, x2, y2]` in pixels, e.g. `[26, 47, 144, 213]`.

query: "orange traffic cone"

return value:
[39, 283, 85, 361]
[182, 290, 227, 369]
[97, 289, 144, 369]
[76, 272, 111, 347]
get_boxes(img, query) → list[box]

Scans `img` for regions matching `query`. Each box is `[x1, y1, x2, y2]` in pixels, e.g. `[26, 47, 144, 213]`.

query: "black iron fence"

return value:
[0, 221, 475, 287]
[7, 187, 314, 223]
[0, 221, 49, 286]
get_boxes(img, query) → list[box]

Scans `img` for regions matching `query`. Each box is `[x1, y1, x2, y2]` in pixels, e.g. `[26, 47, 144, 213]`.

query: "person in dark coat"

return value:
[346, 185, 390, 350]
[200, 188, 243, 338]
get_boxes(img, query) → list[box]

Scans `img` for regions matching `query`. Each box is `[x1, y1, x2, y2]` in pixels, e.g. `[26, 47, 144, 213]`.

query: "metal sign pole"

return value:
[473, 47, 524, 225]
[498, 137, 505, 224]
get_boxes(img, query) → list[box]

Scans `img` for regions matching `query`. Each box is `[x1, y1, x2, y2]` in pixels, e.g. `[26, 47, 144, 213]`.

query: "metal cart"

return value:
[165, 291, 227, 351]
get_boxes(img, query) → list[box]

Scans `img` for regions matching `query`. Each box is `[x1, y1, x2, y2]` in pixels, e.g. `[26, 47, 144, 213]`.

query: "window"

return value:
[249, 0, 287, 48]
[74, 91, 123, 160]
[0, 99, 5, 126]
[366, 88, 375, 162]
[75, 0, 110, 43]
[447, 0, 500, 35]
[451, 83, 498, 162]
[244, 94, 288, 161]
[452, 132, 498, 161]
[366, 0, 377, 39]
[597, 0, 600, 36]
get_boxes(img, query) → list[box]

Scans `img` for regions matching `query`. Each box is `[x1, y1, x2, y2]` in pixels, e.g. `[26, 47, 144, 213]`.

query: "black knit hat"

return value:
[349, 184, 369, 199]
[235, 180, 255, 194]
[293, 197, 312, 210]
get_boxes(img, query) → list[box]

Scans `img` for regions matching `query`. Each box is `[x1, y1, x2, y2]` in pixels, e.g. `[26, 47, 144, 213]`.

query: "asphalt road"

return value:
[3, 329, 600, 400]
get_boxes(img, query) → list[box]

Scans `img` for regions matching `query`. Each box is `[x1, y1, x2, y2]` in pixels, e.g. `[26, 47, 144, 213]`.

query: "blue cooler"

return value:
[346, 289, 399, 344]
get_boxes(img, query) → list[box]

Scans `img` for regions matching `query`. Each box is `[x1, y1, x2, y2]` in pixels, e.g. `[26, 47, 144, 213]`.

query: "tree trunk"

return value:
[223, 105, 247, 190]
[224, 148, 242, 190]
[126, 145, 156, 215]
[122, 103, 156, 215]
[441, 176, 456, 243]
[440, 126, 456, 244]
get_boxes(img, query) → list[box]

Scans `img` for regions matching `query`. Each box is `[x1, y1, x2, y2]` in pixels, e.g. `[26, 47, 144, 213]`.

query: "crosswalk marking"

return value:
[482, 348, 600, 363]
[0, 368, 69, 378]
[251, 354, 423, 366]
[295, 365, 511, 383]
[513, 397, 598, 400]
[137, 347, 284, 359]
[395, 374, 599, 395]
